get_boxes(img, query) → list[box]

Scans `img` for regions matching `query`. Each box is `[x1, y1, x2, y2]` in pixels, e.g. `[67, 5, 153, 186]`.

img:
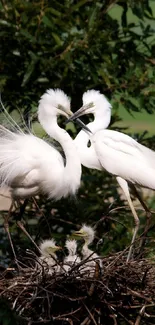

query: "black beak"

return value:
[74, 118, 92, 133]
[66, 116, 92, 134]
[66, 103, 94, 134]
[67, 102, 94, 122]
[68, 111, 83, 122]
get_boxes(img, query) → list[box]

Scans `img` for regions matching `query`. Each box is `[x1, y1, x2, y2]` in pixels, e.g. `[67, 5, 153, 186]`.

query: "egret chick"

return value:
[73, 225, 102, 276]
[63, 239, 81, 272]
[39, 239, 61, 275]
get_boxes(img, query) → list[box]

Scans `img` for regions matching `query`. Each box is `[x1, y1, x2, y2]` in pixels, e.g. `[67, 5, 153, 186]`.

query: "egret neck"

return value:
[74, 110, 111, 170]
[38, 113, 82, 198]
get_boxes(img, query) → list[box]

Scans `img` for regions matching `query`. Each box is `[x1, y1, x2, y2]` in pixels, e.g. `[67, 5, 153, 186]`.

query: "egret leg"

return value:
[4, 200, 18, 262]
[14, 196, 41, 253]
[32, 197, 53, 237]
[116, 177, 140, 262]
[130, 184, 152, 224]
[131, 184, 152, 256]
[17, 220, 41, 253]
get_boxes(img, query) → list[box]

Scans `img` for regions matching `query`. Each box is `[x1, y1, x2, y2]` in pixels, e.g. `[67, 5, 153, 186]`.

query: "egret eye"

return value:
[58, 104, 64, 110]
[58, 104, 68, 112]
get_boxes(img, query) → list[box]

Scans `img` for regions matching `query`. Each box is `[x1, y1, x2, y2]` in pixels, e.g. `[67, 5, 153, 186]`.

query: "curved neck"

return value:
[82, 243, 93, 258]
[68, 248, 76, 256]
[74, 112, 110, 169]
[39, 114, 81, 197]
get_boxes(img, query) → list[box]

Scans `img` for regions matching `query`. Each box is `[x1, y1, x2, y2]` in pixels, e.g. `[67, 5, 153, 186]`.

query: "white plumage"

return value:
[39, 239, 61, 274]
[93, 129, 155, 189]
[63, 239, 81, 272]
[73, 90, 111, 170]
[70, 89, 155, 261]
[73, 224, 102, 276]
[0, 89, 82, 200]
[0, 89, 82, 261]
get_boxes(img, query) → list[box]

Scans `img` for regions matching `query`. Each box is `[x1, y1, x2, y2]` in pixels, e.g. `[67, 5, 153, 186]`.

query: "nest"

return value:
[1, 251, 155, 325]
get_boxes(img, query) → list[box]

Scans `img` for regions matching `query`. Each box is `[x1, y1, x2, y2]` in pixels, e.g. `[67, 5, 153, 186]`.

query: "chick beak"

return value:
[72, 231, 84, 238]
[55, 246, 62, 251]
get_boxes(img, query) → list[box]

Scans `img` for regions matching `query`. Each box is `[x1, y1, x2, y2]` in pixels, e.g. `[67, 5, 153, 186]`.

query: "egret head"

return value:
[68, 89, 111, 123]
[72, 224, 95, 245]
[38, 88, 92, 133]
[38, 88, 72, 119]
[39, 239, 62, 257]
[65, 239, 78, 255]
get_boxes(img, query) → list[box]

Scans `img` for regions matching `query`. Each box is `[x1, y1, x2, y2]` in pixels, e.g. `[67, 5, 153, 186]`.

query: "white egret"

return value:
[0, 89, 82, 199]
[0, 89, 82, 258]
[69, 90, 155, 261]
[73, 224, 102, 276]
[63, 239, 81, 272]
[39, 239, 62, 274]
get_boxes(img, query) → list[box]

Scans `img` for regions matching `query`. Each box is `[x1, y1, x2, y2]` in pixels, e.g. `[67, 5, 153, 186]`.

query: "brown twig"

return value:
[82, 302, 98, 325]
[134, 305, 146, 325]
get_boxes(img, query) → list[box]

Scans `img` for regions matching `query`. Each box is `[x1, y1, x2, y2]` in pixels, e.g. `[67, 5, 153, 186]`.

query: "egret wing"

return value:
[93, 129, 155, 189]
[0, 126, 64, 188]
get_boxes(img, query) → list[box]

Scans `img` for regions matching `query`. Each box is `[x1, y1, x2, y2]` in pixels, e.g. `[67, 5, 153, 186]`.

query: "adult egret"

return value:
[0, 89, 82, 258]
[39, 239, 62, 274]
[73, 224, 102, 276]
[0, 89, 82, 199]
[63, 239, 81, 272]
[69, 90, 155, 261]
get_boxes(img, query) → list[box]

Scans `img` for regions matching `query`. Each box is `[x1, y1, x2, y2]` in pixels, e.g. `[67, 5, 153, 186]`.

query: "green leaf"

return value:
[0, 19, 12, 26]
[21, 53, 39, 87]
[132, 4, 144, 19]
[42, 15, 53, 28]
[88, 6, 98, 30]
[121, 2, 127, 28]
[71, 0, 91, 12]
[46, 7, 61, 17]
[20, 29, 36, 42]
[52, 32, 63, 46]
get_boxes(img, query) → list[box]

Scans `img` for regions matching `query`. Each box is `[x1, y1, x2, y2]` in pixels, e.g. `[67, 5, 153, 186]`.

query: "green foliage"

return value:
[0, 0, 155, 262]
[0, 0, 155, 113]
[1, 4, 155, 324]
